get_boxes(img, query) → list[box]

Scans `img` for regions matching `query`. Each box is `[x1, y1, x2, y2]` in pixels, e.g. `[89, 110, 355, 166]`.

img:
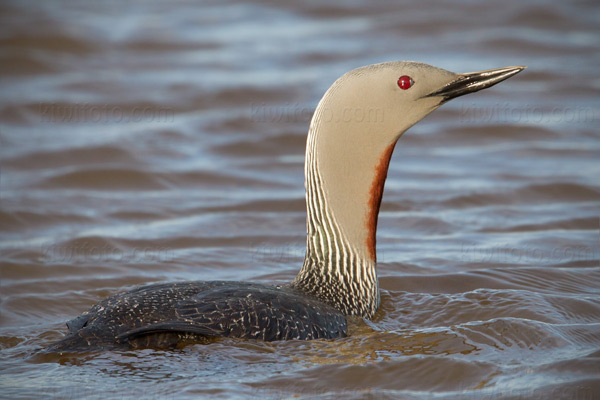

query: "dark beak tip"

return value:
[428, 64, 527, 101]
[504, 65, 526, 79]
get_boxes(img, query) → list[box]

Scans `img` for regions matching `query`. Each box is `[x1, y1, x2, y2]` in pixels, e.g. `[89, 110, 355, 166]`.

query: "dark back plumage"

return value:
[46, 281, 347, 351]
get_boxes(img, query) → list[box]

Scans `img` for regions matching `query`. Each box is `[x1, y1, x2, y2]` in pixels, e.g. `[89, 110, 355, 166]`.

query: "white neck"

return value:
[290, 61, 524, 317]
[292, 82, 398, 317]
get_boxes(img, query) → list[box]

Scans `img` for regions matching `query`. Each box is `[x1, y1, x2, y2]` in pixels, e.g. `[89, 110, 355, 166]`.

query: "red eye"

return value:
[397, 75, 414, 90]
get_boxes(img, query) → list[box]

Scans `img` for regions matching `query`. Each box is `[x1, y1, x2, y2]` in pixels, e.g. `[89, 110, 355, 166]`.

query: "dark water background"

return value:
[1, 1, 599, 399]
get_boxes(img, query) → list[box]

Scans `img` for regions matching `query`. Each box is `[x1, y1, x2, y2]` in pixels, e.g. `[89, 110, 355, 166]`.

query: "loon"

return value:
[46, 61, 524, 352]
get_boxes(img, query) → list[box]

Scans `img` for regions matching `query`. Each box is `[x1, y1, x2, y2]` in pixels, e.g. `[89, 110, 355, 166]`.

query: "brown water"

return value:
[1, 1, 599, 399]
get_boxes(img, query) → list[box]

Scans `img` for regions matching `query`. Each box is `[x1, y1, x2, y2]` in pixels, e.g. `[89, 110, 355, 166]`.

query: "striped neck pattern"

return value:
[292, 125, 380, 318]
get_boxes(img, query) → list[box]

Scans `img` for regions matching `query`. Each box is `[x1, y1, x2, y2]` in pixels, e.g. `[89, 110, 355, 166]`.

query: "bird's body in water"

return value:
[50, 282, 346, 351]
[46, 61, 524, 352]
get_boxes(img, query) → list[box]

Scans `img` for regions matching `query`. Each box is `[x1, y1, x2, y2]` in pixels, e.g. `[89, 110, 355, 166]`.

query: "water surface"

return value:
[1, 1, 599, 399]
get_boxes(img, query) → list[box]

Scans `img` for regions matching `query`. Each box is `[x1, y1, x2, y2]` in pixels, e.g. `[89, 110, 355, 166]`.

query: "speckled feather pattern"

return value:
[46, 281, 347, 351]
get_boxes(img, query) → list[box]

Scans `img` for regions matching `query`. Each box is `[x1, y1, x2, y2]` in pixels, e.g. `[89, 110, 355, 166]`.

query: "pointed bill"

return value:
[426, 66, 526, 102]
